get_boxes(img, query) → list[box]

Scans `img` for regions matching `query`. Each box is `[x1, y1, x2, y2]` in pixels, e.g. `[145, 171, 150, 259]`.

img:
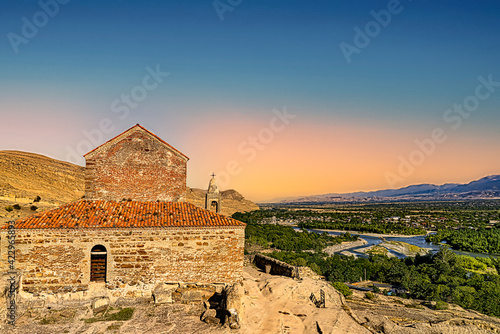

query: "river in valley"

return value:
[295, 227, 496, 259]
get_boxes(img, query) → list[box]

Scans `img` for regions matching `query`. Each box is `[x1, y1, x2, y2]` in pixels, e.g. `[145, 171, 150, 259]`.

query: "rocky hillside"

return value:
[346, 288, 500, 333]
[3, 266, 499, 333]
[0, 151, 258, 223]
[0, 151, 85, 203]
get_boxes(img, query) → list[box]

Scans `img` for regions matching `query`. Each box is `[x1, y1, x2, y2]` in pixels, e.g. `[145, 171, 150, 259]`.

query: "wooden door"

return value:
[90, 245, 107, 282]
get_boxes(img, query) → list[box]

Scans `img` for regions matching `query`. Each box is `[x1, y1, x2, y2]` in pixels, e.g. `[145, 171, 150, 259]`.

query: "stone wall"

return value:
[297, 266, 324, 280]
[84, 129, 188, 202]
[0, 227, 244, 294]
[253, 254, 323, 280]
[253, 254, 298, 278]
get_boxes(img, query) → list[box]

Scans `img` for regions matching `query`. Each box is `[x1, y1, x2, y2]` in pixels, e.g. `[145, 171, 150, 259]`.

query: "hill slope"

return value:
[0, 150, 85, 203]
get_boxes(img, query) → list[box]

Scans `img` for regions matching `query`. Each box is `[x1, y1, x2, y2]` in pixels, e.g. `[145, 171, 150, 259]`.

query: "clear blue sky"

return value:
[1, 0, 500, 200]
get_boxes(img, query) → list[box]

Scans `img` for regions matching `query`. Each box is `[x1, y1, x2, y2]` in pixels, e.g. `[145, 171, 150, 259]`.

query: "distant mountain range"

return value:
[266, 175, 500, 204]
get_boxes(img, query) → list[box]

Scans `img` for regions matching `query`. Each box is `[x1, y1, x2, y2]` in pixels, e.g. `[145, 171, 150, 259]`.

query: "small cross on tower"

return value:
[206, 172, 221, 213]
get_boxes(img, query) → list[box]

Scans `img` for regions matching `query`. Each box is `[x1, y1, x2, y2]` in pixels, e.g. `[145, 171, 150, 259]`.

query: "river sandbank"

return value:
[357, 244, 396, 257]
[357, 241, 431, 257]
[382, 240, 431, 257]
[323, 238, 368, 255]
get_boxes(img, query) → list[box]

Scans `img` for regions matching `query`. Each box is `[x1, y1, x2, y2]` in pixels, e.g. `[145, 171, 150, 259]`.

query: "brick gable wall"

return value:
[85, 130, 187, 202]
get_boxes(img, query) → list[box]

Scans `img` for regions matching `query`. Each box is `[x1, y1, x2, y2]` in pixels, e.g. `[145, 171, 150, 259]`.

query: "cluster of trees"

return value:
[234, 201, 500, 317]
[362, 200, 500, 212]
[261, 200, 500, 230]
[427, 228, 500, 254]
[235, 200, 500, 235]
[233, 209, 309, 222]
[234, 209, 427, 236]
[244, 222, 358, 252]
[268, 246, 500, 317]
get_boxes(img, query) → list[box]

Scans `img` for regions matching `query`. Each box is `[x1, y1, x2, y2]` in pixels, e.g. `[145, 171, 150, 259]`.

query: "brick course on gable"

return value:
[84, 125, 189, 202]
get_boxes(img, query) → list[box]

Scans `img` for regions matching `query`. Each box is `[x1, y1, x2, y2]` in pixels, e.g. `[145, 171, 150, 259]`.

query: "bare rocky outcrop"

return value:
[201, 308, 218, 323]
[347, 289, 500, 334]
[239, 266, 369, 333]
[3, 266, 500, 333]
[223, 283, 244, 329]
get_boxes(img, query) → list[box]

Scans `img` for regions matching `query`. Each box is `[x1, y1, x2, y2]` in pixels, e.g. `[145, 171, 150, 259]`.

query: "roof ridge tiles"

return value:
[6, 199, 245, 229]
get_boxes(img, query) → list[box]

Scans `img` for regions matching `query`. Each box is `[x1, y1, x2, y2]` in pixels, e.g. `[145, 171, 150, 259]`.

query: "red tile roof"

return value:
[5, 200, 245, 229]
[84, 124, 189, 160]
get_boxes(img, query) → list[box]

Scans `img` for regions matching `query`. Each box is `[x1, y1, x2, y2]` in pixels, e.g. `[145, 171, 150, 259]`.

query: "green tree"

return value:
[332, 282, 352, 297]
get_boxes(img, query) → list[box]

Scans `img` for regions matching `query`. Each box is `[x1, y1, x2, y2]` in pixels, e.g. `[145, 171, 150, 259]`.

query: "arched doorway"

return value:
[90, 245, 107, 282]
[210, 201, 218, 212]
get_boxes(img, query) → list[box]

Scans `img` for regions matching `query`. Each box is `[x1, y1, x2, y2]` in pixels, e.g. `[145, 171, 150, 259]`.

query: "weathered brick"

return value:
[84, 125, 188, 202]
[0, 227, 245, 294]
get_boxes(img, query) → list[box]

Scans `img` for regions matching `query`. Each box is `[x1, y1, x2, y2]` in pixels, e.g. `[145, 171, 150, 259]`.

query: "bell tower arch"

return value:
[205, 173, 221, 213]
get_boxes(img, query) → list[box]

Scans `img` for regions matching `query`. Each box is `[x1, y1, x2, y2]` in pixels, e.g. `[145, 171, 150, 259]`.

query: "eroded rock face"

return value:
[239, 267, 369, 334]
[224, 283, 244, 313]
[91, 297, 109, 314]
[201, 308, 216, 320]
[346, 289, 500, 334]
[201, 308, 219, 325]
[223, 283, 244, 329]
[153, 283, 177, 304]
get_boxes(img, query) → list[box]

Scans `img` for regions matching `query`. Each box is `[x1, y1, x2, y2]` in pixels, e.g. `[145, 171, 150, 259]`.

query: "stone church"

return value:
[0, 124, 245, 294]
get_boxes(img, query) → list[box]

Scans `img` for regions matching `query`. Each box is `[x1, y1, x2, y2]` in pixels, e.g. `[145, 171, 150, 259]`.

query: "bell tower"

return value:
[205, 173, 221, 213]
